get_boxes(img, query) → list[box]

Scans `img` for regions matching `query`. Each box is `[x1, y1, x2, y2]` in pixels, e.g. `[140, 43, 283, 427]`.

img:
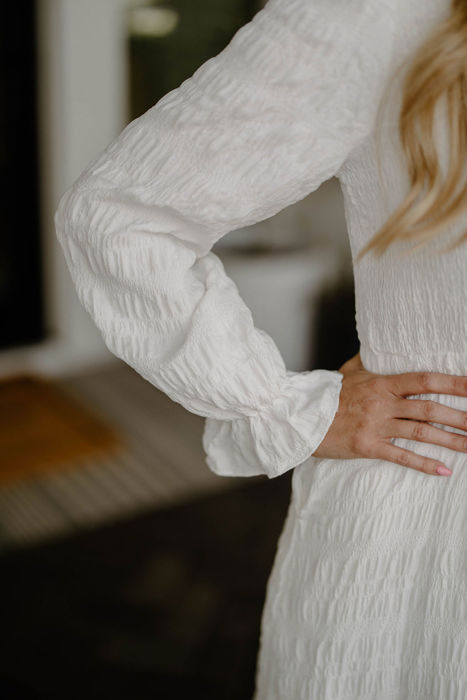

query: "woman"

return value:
[54, 0, 467, 697]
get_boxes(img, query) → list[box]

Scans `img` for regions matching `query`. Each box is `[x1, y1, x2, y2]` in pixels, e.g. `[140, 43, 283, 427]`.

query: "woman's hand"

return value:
[313, 351, 467, 476]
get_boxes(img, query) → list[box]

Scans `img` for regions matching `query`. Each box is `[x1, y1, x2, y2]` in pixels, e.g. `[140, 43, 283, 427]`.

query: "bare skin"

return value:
[313, 351, 467, 476]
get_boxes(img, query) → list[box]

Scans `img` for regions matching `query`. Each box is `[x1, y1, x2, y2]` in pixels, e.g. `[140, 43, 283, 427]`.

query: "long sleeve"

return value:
[54, 0, 398, 478]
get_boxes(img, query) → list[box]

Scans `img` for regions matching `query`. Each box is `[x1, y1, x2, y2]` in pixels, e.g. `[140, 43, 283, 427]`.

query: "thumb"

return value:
[339, 350, 363, 374]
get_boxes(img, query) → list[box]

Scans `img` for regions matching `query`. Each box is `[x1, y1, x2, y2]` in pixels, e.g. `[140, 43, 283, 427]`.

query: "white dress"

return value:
[54, 0, 467, 697]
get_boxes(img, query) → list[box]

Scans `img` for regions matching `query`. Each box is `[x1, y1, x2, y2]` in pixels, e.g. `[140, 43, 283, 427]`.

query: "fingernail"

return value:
[436, 464, 452, 476]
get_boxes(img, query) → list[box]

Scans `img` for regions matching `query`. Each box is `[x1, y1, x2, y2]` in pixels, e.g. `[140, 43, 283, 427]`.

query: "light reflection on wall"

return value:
[128, 6, 180, 38]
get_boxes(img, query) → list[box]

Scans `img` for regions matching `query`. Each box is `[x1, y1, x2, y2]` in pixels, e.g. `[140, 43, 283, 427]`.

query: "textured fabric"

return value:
[54, 0, 467, 697]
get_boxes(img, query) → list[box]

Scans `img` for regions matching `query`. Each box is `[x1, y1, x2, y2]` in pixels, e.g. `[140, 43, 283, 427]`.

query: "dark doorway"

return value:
[0, 0, 45, 351]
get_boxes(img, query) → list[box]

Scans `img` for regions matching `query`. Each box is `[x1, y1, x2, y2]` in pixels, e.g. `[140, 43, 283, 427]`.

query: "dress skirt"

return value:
[252, 389, 467, 700]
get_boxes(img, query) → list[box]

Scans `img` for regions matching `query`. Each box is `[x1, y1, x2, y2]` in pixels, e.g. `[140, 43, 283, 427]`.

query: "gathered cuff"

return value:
[202, 368, 343, 479]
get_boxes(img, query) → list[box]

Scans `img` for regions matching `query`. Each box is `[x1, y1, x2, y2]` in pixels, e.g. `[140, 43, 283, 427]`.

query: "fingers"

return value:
[389, 418, 467, 454]
[377, 442, 450, 476]
[386, 371, 467, 399]
[394, 398, 467, 432]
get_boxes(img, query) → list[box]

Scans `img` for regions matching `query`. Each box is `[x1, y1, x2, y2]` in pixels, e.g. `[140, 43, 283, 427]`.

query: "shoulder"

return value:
[250, 0, 402, 52]
[260, 0, 401, 23]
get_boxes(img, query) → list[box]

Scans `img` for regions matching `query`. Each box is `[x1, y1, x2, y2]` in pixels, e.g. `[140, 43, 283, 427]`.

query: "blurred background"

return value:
[0, 1, 358, 698]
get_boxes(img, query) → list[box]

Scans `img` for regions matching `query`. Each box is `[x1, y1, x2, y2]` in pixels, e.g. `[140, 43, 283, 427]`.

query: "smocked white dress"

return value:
[54, 0, 467, 697]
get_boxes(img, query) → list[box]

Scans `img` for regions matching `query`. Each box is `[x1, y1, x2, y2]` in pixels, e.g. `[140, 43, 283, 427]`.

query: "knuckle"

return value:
[412, 422, 427, 441]
[422, 401, 436, 421]
[396, 451, 411, 467]
[418, 372, 432, 392]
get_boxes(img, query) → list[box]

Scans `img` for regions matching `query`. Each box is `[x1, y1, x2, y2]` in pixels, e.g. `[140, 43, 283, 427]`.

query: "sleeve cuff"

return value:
[202, 368, 344, 479]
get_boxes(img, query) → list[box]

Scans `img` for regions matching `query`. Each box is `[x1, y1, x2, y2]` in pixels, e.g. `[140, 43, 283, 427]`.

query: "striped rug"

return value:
[0, 361, 248, 550]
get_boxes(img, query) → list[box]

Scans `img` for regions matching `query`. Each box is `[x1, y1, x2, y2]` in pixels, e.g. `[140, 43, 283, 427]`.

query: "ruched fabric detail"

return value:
[254, 387, 467, 700]
[202, 369, 344, 478]
[54, 0, 467, 697]
[54, 0, 397, 480]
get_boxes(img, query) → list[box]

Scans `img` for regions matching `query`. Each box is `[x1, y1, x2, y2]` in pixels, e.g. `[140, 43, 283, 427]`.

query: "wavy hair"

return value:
[357, 0, 467, 261]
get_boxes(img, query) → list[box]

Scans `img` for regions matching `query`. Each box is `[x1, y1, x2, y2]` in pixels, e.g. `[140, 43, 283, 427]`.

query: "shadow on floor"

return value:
[0, 472, 292, 700]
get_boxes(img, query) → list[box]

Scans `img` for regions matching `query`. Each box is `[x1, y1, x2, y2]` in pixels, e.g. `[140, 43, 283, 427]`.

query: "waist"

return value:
[360, 344, 467, 376]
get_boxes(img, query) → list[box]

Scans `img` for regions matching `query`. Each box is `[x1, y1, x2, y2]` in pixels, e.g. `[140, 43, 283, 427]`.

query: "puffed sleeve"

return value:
[54, 0, 397, 478]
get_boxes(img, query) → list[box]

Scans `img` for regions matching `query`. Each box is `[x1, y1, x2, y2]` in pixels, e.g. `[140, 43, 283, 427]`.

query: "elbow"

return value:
[54, 184, 90, 251]
[54, 182, 112, 274]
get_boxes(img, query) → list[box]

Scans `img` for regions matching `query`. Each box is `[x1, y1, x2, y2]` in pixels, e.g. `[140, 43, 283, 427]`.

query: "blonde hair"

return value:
[357, 0, 467, 261]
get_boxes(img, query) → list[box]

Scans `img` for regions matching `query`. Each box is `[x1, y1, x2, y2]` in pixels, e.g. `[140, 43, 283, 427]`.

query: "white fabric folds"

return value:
[54, 0, 396, 479]
[203, 369, 344, 478]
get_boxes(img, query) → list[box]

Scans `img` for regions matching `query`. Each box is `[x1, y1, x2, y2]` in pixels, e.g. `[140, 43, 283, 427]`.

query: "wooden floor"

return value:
[0, 360, 257, 549]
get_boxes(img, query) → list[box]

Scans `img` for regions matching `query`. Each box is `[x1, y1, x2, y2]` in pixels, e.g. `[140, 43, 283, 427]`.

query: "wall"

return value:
[0, 0, 128, 377]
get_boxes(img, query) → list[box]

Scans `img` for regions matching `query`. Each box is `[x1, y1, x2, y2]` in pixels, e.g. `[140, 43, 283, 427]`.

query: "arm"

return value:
[54, 0, 397, 478]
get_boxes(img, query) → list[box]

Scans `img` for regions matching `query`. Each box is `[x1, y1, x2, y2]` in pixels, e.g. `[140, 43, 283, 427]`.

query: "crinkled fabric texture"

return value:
[202, 369, 344, 478]
[54, 0, 466, 697]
